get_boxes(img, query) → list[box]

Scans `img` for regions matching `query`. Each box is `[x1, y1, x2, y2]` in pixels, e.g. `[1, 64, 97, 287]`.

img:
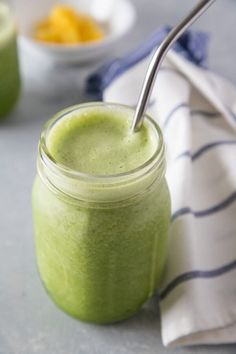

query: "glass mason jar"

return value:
[0, 0, 20, 119]
[32, 103, 171, 323]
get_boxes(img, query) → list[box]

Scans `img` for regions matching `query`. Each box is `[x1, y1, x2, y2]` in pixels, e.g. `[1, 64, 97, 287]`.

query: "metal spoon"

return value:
[130, 0, 216, 133]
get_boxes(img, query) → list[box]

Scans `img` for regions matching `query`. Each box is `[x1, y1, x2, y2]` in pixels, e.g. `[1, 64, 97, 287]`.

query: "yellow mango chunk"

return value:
[34, 5, 104, 45]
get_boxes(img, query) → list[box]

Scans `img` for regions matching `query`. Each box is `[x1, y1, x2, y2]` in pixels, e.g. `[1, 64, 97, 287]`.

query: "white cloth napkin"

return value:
[87, 30, 236, 347]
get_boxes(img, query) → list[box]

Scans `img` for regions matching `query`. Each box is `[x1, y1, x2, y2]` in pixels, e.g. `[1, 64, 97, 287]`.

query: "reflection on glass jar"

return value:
[0, 0, 20, 119]
[32, 103, 171, 323]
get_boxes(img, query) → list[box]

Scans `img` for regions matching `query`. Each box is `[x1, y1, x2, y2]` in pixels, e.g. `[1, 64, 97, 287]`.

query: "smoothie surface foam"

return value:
[47, 106, 157, 176]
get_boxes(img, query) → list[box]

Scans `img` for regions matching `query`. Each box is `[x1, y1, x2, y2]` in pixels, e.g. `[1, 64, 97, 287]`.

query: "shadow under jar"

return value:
[32, 102, 171, 323]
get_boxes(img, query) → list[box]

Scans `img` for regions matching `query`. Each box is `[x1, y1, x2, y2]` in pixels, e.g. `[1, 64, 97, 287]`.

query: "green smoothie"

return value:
[0, 2, 20, 119]
[32, 103, 170, 323]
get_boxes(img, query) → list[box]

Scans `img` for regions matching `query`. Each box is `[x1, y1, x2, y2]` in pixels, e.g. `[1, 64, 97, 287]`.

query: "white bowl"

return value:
[13, 0, 136, 64]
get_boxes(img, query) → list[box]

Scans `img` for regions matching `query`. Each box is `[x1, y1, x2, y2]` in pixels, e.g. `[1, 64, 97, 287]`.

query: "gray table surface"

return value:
[1, 0, 236, 353]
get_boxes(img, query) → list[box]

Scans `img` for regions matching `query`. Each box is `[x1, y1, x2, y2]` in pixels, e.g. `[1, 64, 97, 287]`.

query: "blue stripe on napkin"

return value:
[176, 140, 236, 161]
[163, 103, 223, 128]
[86, 27, 209, 99]
[163, 102, 189, 128]
[171, 191, 236, 222]
[160, 259, 236, 300]
[191, 109, 221, 118]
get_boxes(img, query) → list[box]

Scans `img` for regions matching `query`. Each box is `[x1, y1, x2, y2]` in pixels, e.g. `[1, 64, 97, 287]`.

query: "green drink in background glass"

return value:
[0, 0, 20, 119]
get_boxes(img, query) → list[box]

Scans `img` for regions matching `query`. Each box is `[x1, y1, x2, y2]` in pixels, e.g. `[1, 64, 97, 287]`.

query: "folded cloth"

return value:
[86, 27, 236, 347]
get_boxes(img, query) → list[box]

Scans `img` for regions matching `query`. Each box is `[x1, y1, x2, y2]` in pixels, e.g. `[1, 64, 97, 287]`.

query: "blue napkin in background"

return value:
[86, 26, 209, 99]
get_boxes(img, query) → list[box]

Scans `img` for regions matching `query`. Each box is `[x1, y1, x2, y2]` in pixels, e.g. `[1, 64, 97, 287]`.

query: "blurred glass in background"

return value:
[0, 0, 20, 119]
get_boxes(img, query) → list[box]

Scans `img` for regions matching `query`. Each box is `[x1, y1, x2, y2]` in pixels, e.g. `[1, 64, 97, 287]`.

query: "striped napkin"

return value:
[86, 28, 236, 347]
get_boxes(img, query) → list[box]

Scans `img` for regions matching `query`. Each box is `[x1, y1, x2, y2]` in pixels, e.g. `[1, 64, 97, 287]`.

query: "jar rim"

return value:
[39, 102, 165, 185]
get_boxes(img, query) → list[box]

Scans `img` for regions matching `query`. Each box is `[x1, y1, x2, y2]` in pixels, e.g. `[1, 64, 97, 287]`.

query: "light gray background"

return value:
[1, 0, 236, 353]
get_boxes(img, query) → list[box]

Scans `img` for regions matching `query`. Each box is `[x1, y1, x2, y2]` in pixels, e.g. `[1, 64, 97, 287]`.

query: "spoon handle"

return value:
[130, 0, 215, 133]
